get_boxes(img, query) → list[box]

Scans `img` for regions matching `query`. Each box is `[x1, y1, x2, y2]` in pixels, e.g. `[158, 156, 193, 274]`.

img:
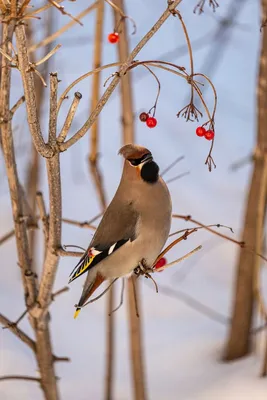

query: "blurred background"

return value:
[1, 0, 267, 399]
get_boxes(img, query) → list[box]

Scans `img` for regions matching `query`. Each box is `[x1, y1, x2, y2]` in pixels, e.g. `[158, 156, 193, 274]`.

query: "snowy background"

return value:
[1, 0, 267, 399]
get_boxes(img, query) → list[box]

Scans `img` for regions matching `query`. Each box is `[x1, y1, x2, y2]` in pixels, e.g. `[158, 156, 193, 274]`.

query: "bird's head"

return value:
[119, 144, 159, 184]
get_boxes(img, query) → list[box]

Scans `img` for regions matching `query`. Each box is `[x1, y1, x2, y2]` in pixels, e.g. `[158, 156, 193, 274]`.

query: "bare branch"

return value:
[156, 245, 202, 272]
[57, 92, 82, 143]
[36, 192, 49, 248]
[127, 276, 146, 398]
[165, 171, 190, 184]
[0, 229, 15, 246]
[112, 1, 147, 398]
[15, 24, 53, 158]
[36, 151, 61, 313]
[53, 356, 70, 363]
[89, 0, 106, 211]
[261, 332, 267, 376]
[24, 0, 65, 18]
[57, 248, 83, 257]
[34, 44, 61, 67]
[48, 0, 84, 25]
[48, 73, 58, 146]
[62, 214, 101, 229]
[172, 214, 267, 263]
[161, 155, 184, 177]
[52, 286, 69, 299]
[105, 284, 115, 399]
[10, 95, 25, 115]
[29, 3, 98, 53]
[0, 313, 36, 352]
[1, 22, 37, 308]
[0, 375, 40, 383]
[59, 0, 182, 151]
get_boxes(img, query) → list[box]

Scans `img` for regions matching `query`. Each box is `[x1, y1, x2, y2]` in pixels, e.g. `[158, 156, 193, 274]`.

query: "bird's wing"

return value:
[68, 201, 138, 283]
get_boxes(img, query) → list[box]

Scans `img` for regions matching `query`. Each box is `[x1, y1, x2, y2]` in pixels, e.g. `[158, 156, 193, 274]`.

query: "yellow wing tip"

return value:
[74, 308, 81, 319]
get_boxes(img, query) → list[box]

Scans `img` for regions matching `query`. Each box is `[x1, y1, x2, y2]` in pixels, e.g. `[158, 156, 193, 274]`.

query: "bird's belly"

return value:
[98, 232, 167, 279]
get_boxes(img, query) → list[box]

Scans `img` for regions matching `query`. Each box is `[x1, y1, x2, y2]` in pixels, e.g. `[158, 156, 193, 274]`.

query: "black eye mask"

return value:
[140, 161, 159, 184]
[128, 153, 152, 166]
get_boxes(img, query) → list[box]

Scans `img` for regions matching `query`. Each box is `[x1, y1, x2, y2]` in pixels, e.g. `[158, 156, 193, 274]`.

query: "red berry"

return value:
[154, 257, 167, 271]
[139, 112, 148, 122]
[108, 32, 119, 44]
[146, 117, 157, 128]
[196, 126, 206, 137]
[205, 130, 215, 141]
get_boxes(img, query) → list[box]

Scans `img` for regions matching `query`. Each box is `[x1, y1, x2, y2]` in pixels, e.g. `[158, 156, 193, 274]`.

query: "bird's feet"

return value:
[134, 259, 159, 293]
[134, 259, 153, 276]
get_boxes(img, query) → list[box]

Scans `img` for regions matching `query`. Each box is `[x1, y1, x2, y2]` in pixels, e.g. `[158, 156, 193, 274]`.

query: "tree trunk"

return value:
[113, 1, 147, 398]
[224, 0, 267, 360]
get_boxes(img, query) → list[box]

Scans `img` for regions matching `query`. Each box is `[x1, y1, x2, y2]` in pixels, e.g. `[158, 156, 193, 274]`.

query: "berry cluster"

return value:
[139, 112, 157, 128]
[154, 257, 167, 271]
[196, 126, 214, 141]
[108, 32, 119, 44]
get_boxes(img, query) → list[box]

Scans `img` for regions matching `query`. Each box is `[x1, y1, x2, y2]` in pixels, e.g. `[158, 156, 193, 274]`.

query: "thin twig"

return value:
[161, 155, 184, 177]
[83, 279, 118, 306]
[34, 44, 61, 67]
[48, 0, 83, 25]
[10, 95, 25, 115]
[62, 214, 101, 229]
[57, 248, 84, 257]
[156, 245, 202, 272]
[52, 286, 69, 299]
[59, 0, 182, 151]
[24, 0, 65, 18]
[0, 313, 36, 352]
[169, 223, 234, 238]
[0, 375, 40, 383]
[29, 3, 98, 53]
[166, 171, 190, 184]
[109, 278, 125, 315]
[172, 214, 267, 263]
[57, 92, 82, 143]
[0, 229, 15, 246]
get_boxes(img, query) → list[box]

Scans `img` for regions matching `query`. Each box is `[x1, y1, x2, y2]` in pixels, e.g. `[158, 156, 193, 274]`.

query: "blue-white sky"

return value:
[2, 1, 267, 399]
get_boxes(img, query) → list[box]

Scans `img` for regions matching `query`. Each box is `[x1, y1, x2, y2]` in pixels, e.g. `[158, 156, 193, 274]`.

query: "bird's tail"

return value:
[74, 272, 105, 319]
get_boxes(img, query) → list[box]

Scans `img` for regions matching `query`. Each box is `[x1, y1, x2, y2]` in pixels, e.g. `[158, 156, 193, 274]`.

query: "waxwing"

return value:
[69, 144, 172, 318]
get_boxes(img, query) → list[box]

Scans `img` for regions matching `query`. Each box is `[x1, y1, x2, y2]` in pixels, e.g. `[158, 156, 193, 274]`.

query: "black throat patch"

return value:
[140, 161, 159, 184]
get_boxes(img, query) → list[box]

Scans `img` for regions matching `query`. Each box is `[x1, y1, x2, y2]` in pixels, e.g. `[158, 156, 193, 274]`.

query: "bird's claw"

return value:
[134, 259, 153, 276]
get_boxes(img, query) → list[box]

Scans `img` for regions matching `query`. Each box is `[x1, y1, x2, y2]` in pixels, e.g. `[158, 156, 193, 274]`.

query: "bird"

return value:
[69, 144, 172, 318]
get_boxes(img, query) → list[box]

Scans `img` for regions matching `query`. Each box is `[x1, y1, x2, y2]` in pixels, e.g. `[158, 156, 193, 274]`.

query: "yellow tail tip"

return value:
[74, 308, 81, 319]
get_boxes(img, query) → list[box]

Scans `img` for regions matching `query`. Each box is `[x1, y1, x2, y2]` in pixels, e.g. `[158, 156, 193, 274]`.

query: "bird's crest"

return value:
[119, 144, 151, 160]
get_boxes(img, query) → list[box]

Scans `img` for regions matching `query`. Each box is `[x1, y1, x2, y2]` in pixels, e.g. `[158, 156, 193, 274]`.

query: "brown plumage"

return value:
[118, 143, 151, 160]
[70, 144, 172, 318]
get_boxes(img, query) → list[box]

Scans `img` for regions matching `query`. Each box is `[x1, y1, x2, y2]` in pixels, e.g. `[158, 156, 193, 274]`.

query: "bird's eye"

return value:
[129, 158, 141, 166]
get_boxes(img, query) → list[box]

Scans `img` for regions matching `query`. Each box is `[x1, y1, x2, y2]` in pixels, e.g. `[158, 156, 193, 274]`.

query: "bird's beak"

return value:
[137, 154, 153, 174]
[142, 154, 153, 164]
